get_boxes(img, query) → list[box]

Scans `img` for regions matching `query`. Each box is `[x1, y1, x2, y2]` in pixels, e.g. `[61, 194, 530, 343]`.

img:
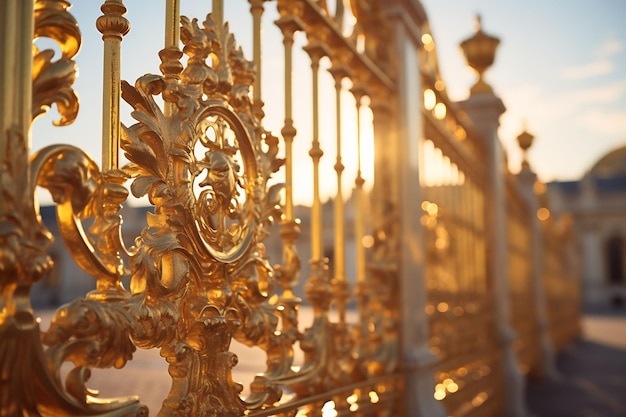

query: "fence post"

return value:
[458, 20, 530, 417]
[387, 3, 446, 417]
[516, 131, 558, 379]
[460, 95, 530, 417]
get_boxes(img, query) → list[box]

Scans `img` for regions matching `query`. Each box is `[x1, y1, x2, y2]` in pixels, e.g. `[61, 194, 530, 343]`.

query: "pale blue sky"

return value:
[32, 1, 626, 205]
[422, 0, 626, 180]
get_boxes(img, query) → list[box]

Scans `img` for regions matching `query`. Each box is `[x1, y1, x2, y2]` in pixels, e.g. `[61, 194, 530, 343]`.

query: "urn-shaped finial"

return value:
[460, 15, 500, 95]
[516, 129, 535, 169]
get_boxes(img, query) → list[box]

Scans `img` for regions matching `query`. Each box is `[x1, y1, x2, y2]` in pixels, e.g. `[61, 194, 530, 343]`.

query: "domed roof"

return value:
[590, 144, 626, 177]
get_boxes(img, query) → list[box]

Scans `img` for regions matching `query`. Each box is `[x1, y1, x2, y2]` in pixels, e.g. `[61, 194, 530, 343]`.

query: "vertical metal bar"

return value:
[334, 0, 345, 31]
[470, 178, 476, 291]
[451, 165, 462, 291]
[0, 0, 42, 321]
[352, 89, 366, 284]
[443, 156, 455, 292]
[281, 32, 296, 221]
[464, 180, 470, 294]
[469, 179, 477, 291]
[330, 67, 346, 287]
[352, 88, 370, 362]
[304, 49, 324, 261]
[165, 0, 180, 48]
[250, 0, 264, 116]
[212, 0, 224, 27]
[328, 64, 351, 328]
[466, 178, 474, 292]
[369, 93, 392, 241]
[163, 0, 179, 117]
[1, 0, 33, 150]
[97, 0, 130, 171]
[1, 0, 34, 222]
[275, 9, 303, 297]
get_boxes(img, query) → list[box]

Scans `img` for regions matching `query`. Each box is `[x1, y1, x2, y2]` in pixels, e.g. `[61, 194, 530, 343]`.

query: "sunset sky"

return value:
[31, 1, 626, 205]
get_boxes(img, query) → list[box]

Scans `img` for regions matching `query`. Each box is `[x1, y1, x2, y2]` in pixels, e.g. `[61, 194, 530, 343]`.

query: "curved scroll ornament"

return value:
[33, 146, 130, 293]
[32, 0, 80, 126]
[191, 107, 257, 263]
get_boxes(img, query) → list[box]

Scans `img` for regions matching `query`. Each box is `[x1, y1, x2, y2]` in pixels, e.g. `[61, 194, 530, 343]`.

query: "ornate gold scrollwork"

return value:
[32, 145, 130, 297]
[32, 0, 81, 126]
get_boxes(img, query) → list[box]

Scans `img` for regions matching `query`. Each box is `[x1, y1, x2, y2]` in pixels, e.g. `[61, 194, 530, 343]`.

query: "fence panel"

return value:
[505, 173, 540, 376]
[0, 0, 405, 416]
[420, 89, 504, 416]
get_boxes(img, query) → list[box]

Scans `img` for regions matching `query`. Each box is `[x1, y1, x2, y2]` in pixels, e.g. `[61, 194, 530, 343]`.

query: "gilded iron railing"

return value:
[505, 172, 540, 377]
[418, 19, 581, 416]
[420, 86, 504, 417]
[1, 0, 402, 416]
[0, 1, 582, 417]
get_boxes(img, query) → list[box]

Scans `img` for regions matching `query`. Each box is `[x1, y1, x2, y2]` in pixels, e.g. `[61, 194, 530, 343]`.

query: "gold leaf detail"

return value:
[32, 0, 81, 125]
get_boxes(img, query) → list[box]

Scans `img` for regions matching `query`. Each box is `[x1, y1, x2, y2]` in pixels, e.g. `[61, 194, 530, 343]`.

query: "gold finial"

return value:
[475, 14, 482, 32]
[516, 127, 535, 169]
[460, 15, 500, 95]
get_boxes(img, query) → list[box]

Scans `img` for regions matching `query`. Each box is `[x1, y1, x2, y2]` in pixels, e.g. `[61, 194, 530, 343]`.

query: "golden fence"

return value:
[505, 173, 539, 377]
[420, 95, 503, 417]
[0, 1, 580, 417]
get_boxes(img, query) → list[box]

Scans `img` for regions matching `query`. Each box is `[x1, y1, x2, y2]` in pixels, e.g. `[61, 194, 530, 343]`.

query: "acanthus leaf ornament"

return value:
[32, 0, 81, 126]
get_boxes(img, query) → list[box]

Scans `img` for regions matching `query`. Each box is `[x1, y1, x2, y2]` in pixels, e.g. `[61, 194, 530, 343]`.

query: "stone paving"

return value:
[35, 310, 626, 416]
[526, 315, 626, 417]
